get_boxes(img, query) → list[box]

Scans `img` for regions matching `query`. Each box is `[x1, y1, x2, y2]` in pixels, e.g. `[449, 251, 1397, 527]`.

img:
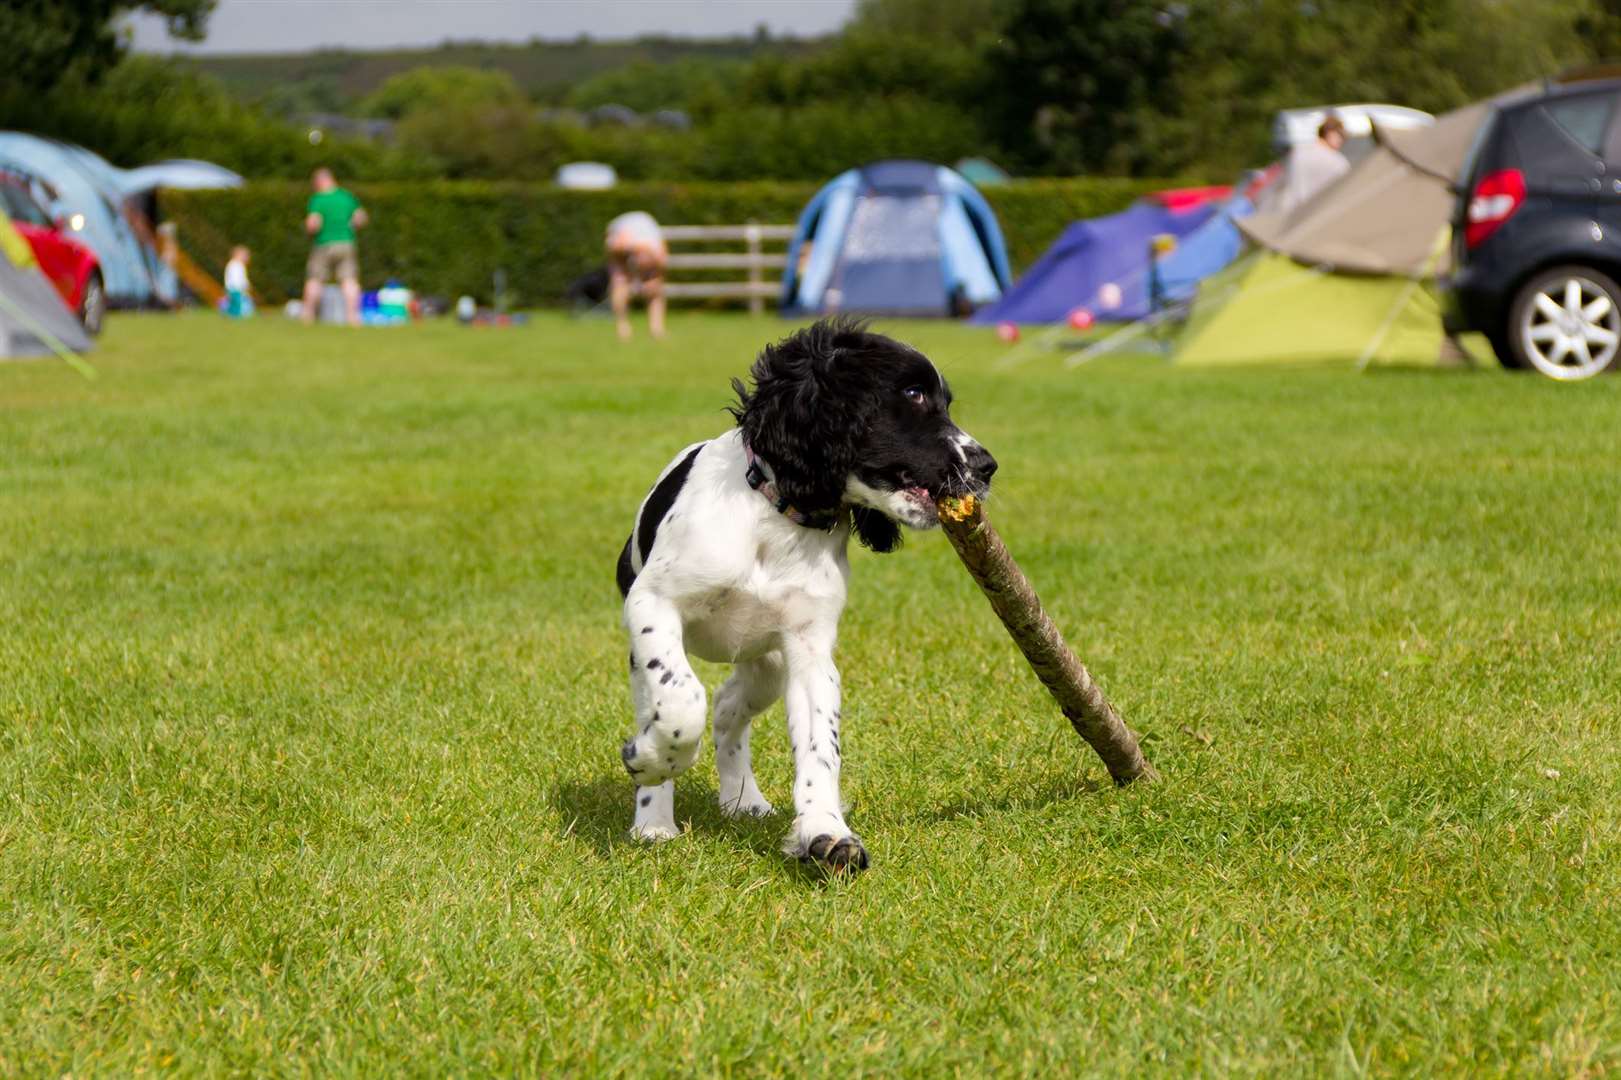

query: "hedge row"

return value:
[162, 177, 1175, 308]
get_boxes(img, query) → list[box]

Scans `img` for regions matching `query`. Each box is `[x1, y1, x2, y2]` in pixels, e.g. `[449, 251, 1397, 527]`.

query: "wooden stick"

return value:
[937, 494, 1158, 786]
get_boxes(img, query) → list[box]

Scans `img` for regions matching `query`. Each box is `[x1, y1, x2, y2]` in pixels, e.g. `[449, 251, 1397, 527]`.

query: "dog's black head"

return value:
[730, 318, 997, 553]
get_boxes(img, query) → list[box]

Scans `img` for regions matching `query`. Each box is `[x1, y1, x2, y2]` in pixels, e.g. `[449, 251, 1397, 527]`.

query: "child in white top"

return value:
[223, 245, 254, 318]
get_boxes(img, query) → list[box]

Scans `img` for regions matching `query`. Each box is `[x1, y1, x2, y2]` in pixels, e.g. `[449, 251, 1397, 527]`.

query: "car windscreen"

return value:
[0, 182, 52, 228]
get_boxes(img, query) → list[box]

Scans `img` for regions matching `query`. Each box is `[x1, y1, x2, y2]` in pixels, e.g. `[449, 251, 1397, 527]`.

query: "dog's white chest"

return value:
[678, 551, 847, 663]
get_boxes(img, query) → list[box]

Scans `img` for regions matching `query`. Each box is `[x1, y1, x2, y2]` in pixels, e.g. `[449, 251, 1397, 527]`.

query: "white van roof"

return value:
[1272, 103, 1434, 149]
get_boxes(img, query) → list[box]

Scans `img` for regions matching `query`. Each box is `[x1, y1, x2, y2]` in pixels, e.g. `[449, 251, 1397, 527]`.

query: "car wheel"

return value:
[78, 270, 105, 336]
[1508, 265, 1621, 379]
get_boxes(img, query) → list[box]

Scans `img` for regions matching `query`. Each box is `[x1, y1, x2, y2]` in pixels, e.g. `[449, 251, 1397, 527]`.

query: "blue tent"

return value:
[782, 160, 1012, 317]
[972, 198, 1253, 325]
[0, 134, 159, 306]
[0, 137, 239, 308]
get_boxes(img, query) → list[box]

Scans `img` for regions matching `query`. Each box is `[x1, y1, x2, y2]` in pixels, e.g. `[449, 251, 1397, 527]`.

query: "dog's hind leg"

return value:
[620, 591, 707, 841]
[712, 652, 784, 818]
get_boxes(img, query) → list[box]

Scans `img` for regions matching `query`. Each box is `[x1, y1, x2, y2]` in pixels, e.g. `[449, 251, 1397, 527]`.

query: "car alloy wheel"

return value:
[1516, 269, 1621, 380]
[79, 272, 105, 336]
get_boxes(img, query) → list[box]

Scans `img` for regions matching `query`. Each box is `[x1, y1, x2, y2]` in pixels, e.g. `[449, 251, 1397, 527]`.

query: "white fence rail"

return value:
[661, 223, 795, 315]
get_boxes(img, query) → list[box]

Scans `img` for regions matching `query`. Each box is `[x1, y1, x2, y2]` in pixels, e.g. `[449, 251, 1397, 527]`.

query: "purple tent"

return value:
[971, 200, 1220, 325]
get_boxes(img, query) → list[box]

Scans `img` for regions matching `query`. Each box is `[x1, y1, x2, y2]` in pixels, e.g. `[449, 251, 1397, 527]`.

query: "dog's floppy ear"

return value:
[731, 318, 875, 515]
[851, 506, 902, 553]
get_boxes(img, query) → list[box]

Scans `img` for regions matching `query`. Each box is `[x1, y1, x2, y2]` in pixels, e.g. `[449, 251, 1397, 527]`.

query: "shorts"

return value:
[607, 245, 666, 294]
[307, 242, 359, 283]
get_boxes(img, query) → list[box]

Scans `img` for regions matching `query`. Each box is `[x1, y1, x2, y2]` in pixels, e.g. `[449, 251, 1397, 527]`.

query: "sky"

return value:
[126, 0, 860, 55]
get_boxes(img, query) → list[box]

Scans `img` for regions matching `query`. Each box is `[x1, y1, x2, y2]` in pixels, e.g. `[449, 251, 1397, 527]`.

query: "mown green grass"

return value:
[2, 312, 1618, 1076]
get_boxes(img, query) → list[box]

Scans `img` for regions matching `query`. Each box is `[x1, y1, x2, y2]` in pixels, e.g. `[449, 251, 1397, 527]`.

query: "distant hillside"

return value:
[178, 35, 829, 112]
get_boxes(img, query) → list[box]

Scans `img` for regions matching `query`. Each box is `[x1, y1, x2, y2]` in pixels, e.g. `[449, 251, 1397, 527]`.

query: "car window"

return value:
[1543, 93, 1615, 156]
[0, 184, 52, 228]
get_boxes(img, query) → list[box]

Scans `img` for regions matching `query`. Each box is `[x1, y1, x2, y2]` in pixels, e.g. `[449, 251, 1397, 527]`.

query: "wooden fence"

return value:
[661, 223, 795, 315]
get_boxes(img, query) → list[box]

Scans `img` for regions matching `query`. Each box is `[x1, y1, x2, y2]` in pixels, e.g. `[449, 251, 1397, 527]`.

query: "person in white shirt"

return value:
[223, 245, 254, 319]
[605, 211, 668, 342]
[1280, 115, 1351, 214]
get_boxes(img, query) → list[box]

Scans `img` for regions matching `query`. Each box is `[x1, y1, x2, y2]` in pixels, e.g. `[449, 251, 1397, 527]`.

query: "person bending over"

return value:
[605, 210, 668, 342]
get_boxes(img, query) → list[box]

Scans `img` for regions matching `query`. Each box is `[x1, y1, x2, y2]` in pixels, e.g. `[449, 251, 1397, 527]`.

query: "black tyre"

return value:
[78, 270, 105, 336]
[1485, 329, 1520, 369]
[1506, 265, 1621, 379]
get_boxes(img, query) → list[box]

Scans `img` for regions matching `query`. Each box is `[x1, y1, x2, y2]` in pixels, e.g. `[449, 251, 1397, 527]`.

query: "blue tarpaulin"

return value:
[972, 198, 1254, 325]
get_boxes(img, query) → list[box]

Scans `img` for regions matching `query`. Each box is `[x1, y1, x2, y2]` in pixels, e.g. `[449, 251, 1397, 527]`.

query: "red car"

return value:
[0, 173, 105, 334]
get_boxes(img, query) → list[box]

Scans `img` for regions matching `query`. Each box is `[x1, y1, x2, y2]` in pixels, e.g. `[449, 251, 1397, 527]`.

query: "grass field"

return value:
[3, 312, 1619, 1075]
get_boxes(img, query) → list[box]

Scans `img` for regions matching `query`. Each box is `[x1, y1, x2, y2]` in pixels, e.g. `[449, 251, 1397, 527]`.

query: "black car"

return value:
[1444, 75, 1621, 379]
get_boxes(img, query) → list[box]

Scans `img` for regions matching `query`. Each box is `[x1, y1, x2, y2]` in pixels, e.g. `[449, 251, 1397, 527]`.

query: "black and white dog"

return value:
[614, 319, 997, 871]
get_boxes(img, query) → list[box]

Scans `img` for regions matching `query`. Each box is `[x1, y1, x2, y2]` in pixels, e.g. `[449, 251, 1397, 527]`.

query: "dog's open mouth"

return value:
[900, 485, 933, 510]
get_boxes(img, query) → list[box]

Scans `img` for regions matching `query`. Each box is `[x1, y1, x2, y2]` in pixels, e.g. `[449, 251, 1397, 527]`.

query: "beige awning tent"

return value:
[1379, 85, 1540, 184]
[1238, 112, 1463, 278]
[1237, 86, 1538, 279]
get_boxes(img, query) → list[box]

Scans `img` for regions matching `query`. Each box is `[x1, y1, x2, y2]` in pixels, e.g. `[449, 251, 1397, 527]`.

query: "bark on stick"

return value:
[937, 493, 1157, 786]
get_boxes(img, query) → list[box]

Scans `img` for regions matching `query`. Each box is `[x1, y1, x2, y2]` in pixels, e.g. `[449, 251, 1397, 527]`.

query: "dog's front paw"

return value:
[805, 833, 868, 872]
[629, 820, 681, 843]
[784, 817, 869, 873]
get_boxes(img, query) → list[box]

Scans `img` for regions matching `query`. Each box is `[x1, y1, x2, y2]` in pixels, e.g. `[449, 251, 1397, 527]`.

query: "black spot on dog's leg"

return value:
[647, 658, 662, 670]
[640, 794, 651, 807]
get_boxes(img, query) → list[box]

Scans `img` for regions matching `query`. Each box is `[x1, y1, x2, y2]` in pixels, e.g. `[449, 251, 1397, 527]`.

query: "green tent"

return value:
[1178, 252, 1456, 368]
[954, 157, 1012, 187]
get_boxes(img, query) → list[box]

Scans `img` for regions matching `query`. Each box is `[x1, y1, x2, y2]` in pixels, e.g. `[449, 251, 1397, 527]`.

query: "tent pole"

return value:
[1355, 227, 1449, 371]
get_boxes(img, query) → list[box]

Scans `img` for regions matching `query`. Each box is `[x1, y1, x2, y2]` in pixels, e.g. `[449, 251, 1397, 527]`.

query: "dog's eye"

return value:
[902, 386, 927, 406]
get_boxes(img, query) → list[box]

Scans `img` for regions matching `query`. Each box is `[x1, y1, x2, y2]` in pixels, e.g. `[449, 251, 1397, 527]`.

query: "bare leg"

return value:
[646, 277, 667, 340]
[301, 277, 321, 325]
[341, 278, 362, 327]
[610, 269, 632, 342]
[712, 652, 784, 817]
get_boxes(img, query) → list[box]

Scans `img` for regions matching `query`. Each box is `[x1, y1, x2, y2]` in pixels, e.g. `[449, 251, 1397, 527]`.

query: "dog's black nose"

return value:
[966, 443, 998, 484]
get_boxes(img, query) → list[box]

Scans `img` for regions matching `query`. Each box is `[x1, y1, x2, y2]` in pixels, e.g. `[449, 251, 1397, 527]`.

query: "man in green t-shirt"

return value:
[301, 167, 368, 326]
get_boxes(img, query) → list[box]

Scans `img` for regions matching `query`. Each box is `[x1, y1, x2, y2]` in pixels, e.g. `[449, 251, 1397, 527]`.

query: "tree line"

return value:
[3, 0, 1616, 181]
